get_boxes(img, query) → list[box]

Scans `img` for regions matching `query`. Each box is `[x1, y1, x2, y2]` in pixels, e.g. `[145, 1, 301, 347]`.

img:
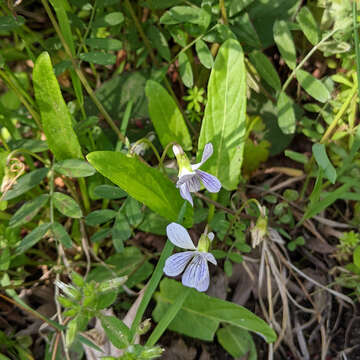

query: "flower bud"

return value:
[137, 318, 151, 335]
[172, 144, 193, 177]
[251, 209, 268, 248]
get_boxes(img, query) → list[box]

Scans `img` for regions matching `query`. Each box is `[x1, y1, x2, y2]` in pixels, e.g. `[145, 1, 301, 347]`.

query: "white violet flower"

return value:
[163, 222, 217, 292]
[173, 143, 221, 206]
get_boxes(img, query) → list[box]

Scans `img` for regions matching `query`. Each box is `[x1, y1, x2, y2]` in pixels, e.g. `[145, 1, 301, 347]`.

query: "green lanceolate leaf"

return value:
[85, 209, 117, 226]
[197, 39, 246, 190]
[3, 168, 49, 201]
[153, 279, 276, 343]
[33, 52, 82, 161]
[87, 151, 193, 227]
[217, 325, 257, 359]
[295, 69, 331, 103]
[93, 185, 127, 199]
[54, 159, 96, 178]
[145, 80, 192, 151]
[195, 39, 214, 69]
[147, 25, 171, 61]
[277, 91, 296, 134]
[79, 52, 117, 66]
[100, 315, 130, 350]
[178, 52, 193, 88]
[249, 50, 281, 91]
[273, 20, 296, 70]
[312, 143, 337, 184]
[16, 223, 52, 254]
[52, 222, 72, 248]
[53, 192, 83, 219]
[296, 6, 320, 45]
[86, 38, 123, 51]
[9, 194, 49, 228]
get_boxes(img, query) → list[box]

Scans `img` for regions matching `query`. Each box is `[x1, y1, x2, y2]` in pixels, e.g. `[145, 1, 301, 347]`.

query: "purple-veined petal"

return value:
[182, 253, 210, 292]
[195, 170, 221, 193]
[178, 182, 193, 206]
[202, 252, 217, 265]
[177, 174, 201, 193]
[208, 232, 214, 242]
[191, 143, 213, 170]
[166, 223, 196, 250]
[164, 251, 195, 277]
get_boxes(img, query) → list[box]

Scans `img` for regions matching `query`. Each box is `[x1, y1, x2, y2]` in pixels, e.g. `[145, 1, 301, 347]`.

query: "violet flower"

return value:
[163, 222, 217, 292]
[173, 143, 221, 206]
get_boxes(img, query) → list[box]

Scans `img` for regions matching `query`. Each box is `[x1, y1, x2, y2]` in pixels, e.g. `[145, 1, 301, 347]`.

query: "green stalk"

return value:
[146, 287, 191, 346]
[78, 178, 90, 214]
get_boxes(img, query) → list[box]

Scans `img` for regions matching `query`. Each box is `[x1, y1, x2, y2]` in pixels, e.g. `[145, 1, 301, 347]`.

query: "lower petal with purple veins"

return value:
[195, 170, 222, 193]
[179, 182, 193, 206]
[164, 251, 195, 277]
[182, 254, 210, 292]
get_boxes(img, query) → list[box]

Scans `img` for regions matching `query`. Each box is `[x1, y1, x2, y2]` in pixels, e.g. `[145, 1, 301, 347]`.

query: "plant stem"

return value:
[219, 0, 228, 25]
[146, 286, 191, 346]
[78, 178, 91, 214]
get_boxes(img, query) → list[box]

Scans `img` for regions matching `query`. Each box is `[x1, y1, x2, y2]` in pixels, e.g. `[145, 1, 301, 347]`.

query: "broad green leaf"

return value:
[160, 6, 211, 31]
[217, 325, 257, 359]
[87, 151, 193, 227]
[145, 80, 192, 151]
[277, 92, 296, 134]
[52, 222, 72, 248]
[3, 168, 49, 201]
[249, 50, 281, 91]
[93, 12, 124, 27]
[11, 139, 48, 153]
[312, 143, 336, 184]
[86, 38, 123, 51]
[195, 39, 213, 69]
[91, 228, 112, 243]
[228, 0, 254, 17]
[112, 212, 131, 252]
[93, 185, 127, 199]
[178, 52, 193, 88]
[231, 13, 262, 49]
[285, 150, 308, 164]
[53, 192, 83, 219]
[33, 52, 82, 161]
[16, 223, 51, 254]
[79, 52, 116, 66]
[85, 209, 117, 226]
[147, 25, 171, 61]
[9, 194, 49, 228]
[100, 315, 130, 349]
[54, 159, 96, 178]
[153, 279, 276, 343]
[296, 6, 319, 45]
[197, 39, 246, 190]
[273, 20, 296, 70]
[295, 69, 331, 103]
[0, 16, 25, 31]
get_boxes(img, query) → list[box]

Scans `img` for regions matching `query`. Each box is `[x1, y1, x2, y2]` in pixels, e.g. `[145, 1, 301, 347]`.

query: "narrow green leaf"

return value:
[33, 52, 82, 161]
[284, 150, 308, 164]
[198, 39, 246, 190]
[52, 222, 72, 248]
[54, 159, 96, 178]
[295, 69, 331, 103]
[79, 52, 116, 66]
[147, 25, 171, 61]
[16, 223, 51, 254]
[273, 20, 296, 70]
[112, 212, 131, 252]
[145, 80, 192, 151]
[3, 168, 49, 201]
[153, 279, 276, 343]
[296, 6, 320, 45]
[249, 50, 281, 91]
[85, 209, 117, 226]
[93, 12, 124, 27]
[195, 39, 213, 69]
[312, 143, 337, 184]
[86, 151, 193, 227]
[100, 315, 130, 349]
[178, 52, 193, 88]
[53, 192, 83, 219]
[217, 325, 257, 359]
[86, 38, 123, 51]
[277, 92, 296, 134]
[9, 194, 49, 228]
[93, 185, 127, 199]
[0, 15, 25, 31]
